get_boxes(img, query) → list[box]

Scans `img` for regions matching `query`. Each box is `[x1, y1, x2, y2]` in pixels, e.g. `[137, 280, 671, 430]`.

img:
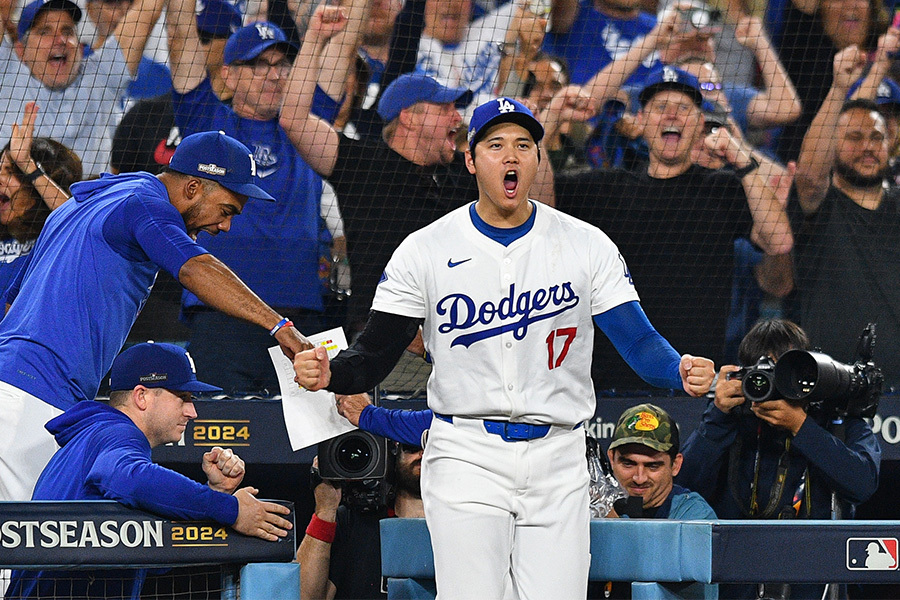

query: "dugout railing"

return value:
[380, 518, 900, 600]
[0, 501, 298, 599]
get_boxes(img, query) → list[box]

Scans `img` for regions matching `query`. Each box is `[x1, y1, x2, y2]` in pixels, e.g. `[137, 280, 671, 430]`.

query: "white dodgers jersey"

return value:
[372, 202, 639, 426]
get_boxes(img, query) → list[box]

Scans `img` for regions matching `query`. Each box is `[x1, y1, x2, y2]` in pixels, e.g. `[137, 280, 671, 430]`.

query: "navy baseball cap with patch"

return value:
[18, 0, 82, 40]
[377, 73, 473, 123]
[196, 0, 243, 38]
[638, 66, 704, 108]
[168, 131, 274, 201]
[110, 343, 222, 393]
[847, 77, 900, 107]
[223, 21, 298, 65]
[467, 97, 544, 151]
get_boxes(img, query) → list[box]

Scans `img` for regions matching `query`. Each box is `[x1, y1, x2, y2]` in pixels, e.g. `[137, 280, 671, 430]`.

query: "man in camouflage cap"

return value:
[607, 403, 714, 519]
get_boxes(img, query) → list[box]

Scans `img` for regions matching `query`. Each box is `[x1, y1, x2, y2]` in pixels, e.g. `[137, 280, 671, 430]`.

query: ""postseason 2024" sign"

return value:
[0, 501, 294, 568]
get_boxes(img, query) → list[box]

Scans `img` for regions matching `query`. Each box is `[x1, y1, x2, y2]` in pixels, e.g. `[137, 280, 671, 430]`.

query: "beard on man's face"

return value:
[394, 456, 421, 498]
[834, 155, 888, 189]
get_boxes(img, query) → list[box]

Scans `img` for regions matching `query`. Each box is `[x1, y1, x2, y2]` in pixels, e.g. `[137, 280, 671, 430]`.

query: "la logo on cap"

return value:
[878, 82, 891, 98]
[255, 22, 275, 39]
[497, 98, 516, 113]
[663, 67, 679, 83]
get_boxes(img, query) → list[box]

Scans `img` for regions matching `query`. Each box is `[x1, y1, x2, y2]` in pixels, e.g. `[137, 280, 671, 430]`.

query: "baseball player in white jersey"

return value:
[294, 97, 715, 599]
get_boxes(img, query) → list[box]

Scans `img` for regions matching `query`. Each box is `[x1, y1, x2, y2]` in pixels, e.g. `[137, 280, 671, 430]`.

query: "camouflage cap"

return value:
[608, 403, 678, 453]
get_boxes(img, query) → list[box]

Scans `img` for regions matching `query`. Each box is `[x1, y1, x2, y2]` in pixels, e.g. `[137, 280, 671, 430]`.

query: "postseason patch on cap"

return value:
[139, 373, 169, 383]
[198, 162, 228, 176]
[627, 411, 660, 432]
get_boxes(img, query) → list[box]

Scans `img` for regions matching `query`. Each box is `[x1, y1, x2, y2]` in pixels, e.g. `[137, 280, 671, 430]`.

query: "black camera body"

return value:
[318, 430, 394, 511]
[728, 324, 883, 419]
[727, 356, 777, 403]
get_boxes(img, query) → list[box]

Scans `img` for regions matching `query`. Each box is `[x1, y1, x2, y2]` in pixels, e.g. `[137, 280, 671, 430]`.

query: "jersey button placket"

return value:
[500, 253, 517, 407]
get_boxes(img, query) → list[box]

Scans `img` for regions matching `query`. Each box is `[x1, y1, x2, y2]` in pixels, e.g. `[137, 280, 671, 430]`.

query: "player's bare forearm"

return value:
[178, 254, 312, 358]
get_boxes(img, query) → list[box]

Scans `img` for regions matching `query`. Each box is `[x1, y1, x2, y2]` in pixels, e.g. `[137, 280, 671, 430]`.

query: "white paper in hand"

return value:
[270, 328, 356, 450]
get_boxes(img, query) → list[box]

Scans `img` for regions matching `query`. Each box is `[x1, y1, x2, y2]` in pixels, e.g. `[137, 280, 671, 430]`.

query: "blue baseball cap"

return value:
[847, 77, 900, 107]
[467, 97, 544, 151]
[110, 343, 222, 393]
[638, 66, 703, 108]
[168, 131, 275, 201]
[377, 73, 473, 123]
[223, 21, 298, 65]
[18, 0, 82, 41]
[196, 0, 243, 38]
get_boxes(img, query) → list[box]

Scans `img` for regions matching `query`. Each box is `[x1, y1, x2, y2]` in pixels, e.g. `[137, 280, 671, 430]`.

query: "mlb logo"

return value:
[846, 538, 899, 570]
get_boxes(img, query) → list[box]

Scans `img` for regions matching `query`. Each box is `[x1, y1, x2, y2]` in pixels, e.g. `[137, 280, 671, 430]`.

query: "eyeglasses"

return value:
[699, 82, 723, 92]
[234, 58, 292, 77]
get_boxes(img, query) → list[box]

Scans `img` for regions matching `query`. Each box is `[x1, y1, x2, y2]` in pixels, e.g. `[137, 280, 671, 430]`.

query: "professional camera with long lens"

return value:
[729, 324, 883, 418]
[317, 431, 393, 510]
[775, 323, 883, 418]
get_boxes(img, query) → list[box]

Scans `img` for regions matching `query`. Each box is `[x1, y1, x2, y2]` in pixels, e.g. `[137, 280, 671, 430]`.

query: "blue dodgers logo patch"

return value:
[436, 283, 579, 348]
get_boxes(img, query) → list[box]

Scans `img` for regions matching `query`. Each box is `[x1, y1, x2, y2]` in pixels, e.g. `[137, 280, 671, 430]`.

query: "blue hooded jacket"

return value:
[5, 401, 238, 599]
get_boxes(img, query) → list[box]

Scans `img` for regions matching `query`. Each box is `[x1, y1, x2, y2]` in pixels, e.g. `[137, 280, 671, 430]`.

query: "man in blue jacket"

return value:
[0, 131, 310, 503]
[677, 318, 881, 599]
[5, 342, 293, 599]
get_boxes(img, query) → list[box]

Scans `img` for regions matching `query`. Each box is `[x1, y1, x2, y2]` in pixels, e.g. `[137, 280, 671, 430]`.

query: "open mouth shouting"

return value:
[503, 169, 518, 198]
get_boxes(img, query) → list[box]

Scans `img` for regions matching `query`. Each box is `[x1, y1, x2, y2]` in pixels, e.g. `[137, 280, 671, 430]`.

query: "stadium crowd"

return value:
[0, 0, 898, 597]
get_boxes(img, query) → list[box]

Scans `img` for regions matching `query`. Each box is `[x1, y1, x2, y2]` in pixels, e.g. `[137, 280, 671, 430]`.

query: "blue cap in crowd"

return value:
[847, 77, 900, 108]
[18, 0, 82, 41]
[196, 0, 243, 38]
[377, 73, 473, 123]
[110, 343, 222, 393]
[467, 97, 544, 151]
[169, 131, 274, 201]
[223, 21, 298, 65]
[638, 66, 704, 108]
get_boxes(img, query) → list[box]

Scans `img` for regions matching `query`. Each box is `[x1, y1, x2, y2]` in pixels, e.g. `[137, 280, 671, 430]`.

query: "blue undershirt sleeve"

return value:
[593, 301, 683, 389]
[357, 405, 432, 447]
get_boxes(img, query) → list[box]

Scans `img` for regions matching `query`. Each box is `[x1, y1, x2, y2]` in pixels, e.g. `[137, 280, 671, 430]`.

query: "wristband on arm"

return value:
[305, 513, 337, 543]
[269, 318, 293, 336]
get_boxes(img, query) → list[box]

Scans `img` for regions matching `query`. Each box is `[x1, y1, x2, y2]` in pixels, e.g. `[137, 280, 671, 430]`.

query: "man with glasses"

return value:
[0, 0, 168, 176]
[557, 66, 793, 392]
[165, 0, 368, 394]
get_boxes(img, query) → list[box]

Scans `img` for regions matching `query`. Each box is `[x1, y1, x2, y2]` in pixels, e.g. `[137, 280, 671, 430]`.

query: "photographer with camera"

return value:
[677, 319, 881, 600]
[297, 394, 425, 600]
